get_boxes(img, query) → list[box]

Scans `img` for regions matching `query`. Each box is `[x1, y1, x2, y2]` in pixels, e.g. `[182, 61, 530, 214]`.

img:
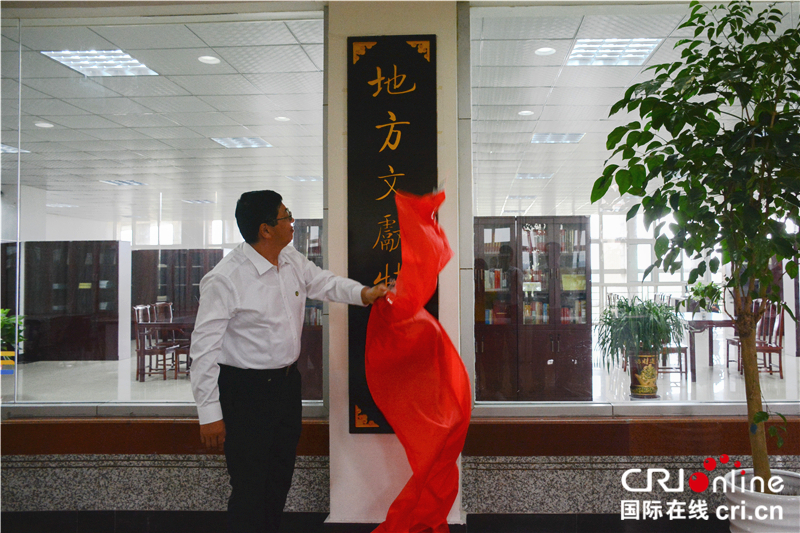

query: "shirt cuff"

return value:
[197, 402, 224, 425]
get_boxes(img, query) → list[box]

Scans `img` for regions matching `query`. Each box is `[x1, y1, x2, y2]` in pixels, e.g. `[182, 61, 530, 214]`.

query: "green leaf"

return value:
[655, 235, 669, 257]
[607, 126, 628, 150]
[786, 260, 799, 279]
[615, 169, 632, 195]
[709, 257, 720, 273]
[626, 204, 641, 221]
[754, 411, 769, 424]
[591, 174, 614, 203]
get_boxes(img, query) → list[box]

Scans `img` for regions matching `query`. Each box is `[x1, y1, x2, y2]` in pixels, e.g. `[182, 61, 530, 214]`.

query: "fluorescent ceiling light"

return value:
[568, 38, 661, 66]
[1, 144, 29, 154]
[211, 137, 272, 149]
[535, 47, 556, 56]
[198, 56, 220, 64]
[516, 173, 553, 180]
[100, 179, 146, 186]
[35, 122, 54, 128]
[531, 133, 585, 144]
[518, 110, 535, 116]
[286, 176, 322, 182]
[46, 203, 78, 208]
[41, 50, 158, 76]
[274, 117, 291, 122]
[182, 199, 215, 204]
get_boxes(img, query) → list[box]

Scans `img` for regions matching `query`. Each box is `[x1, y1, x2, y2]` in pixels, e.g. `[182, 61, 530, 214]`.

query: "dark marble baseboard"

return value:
[0, 511, 729, 533]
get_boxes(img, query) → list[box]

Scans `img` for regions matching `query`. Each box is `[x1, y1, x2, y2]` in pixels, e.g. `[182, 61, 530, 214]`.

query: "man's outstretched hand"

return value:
[361, 283, 390, 305]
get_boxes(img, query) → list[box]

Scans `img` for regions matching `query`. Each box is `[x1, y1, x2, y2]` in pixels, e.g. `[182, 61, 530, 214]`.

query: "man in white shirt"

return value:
[190, 190, 388, 533]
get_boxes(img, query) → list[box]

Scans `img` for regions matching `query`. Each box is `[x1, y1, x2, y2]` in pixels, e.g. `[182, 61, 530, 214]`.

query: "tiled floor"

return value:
[2, 333, 798, 405]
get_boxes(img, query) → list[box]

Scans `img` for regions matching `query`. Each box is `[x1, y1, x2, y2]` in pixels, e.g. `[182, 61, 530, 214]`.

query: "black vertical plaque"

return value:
[347, 35, 437, 433]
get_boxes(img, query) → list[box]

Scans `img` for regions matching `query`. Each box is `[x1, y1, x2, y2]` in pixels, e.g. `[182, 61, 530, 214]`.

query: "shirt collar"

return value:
[243, 242, 275, 275]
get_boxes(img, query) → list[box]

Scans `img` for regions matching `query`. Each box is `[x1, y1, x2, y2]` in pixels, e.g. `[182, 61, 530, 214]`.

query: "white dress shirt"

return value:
[190, 242, 366, 424]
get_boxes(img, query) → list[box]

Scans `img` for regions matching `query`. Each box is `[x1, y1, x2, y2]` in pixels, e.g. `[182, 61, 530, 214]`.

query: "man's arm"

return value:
[190, 274, 236, 448]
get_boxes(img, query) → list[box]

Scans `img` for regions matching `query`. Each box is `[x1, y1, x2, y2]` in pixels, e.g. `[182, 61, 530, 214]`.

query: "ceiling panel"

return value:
[18, 26, 116, 52]
[215, 45, 317, 74]
[186, 21, 298, 47]
[576, 14, 685, 38]
[472, 87, 550, 106]
[89, 24, 208, 50]
[472, 39, 570, 67]
[168, 74, 262, 96]
[475, 16, 582, 40]
[124, 47, 238, 76]
[286, 20, 324, 44]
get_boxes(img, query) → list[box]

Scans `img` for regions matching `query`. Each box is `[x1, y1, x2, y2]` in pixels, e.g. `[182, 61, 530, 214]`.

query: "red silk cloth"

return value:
[365, 191, 472, 533]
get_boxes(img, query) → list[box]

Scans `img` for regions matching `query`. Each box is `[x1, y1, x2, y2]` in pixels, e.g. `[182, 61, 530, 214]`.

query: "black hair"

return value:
[235, 190, 283, 244]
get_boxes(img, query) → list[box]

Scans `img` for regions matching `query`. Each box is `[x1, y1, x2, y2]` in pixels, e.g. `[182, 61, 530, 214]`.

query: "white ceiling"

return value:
[471, 1, 799, 217]
[1, 3, 798, 226]
[1, 14, 326, 224]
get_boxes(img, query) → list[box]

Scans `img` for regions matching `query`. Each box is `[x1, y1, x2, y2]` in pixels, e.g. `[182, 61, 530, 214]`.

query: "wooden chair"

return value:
[725, 300, 760, 373]
[153, 301, 191, 378]
[133, 305, 178, 381]
[755, 302, 784, 379]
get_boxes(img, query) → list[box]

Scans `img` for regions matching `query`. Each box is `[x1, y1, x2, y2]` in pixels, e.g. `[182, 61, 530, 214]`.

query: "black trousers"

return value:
[218, 362, 302, 533]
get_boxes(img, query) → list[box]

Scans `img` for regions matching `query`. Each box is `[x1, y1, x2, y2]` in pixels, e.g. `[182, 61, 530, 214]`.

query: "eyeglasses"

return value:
[275, 209, 293, 223]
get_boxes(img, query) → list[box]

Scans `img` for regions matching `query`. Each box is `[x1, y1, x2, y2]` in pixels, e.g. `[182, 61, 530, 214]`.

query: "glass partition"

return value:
[0, 11, 325, 405]
[470, 2, 798, 405]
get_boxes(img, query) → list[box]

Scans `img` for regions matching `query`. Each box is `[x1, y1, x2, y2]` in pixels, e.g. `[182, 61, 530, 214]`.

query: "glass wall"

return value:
[1, 11, 325, 405]
[470, 2, 798, 405]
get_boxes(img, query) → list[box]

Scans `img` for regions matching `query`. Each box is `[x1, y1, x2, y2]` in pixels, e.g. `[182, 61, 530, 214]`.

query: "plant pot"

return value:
[629, 352, 658, 399]
[724, 468, 800, 532]
[1, 350, 15, 375]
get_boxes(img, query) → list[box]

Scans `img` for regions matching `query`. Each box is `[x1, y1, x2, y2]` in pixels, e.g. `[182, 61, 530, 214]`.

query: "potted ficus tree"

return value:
[591, 0, 799, 525]
[596, 296, 685, 399]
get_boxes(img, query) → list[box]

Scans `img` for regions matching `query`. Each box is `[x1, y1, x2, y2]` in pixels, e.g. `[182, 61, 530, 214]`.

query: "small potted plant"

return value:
[595, 297, 685, 398]
[687, 281, 722, 313]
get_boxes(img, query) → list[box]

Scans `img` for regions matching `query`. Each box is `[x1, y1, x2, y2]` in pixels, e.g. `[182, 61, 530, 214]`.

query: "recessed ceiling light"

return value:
[100, 179, 146, 186]
[198, 56, 220, 64]
[211, 137, 272, 149]
[535, 47, 556, 56]
[35, 122, 54, 128]
[531, 133, 585, 144]
[568, 38, 661, 66]
[516, 173, 553, 180]
[1, 144, 29, 154]
[518, 110, 535, 116]
[182, 199, 215, 204]
[274, 117, 291, 122]
[41, 50, 158, 76]
[286, 176, 322, 182]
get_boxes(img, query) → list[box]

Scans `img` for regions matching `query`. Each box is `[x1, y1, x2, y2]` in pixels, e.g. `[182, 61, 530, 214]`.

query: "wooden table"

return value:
[683, 312, 735, 382]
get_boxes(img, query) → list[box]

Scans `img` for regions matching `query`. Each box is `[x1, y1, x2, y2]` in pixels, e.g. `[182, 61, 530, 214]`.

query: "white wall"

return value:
[46, 214, 115, 241]
[327, 1, 462, 525]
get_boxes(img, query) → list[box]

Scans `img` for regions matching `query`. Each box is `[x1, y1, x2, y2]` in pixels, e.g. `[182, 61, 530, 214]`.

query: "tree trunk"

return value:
[738, 308, 772, 491]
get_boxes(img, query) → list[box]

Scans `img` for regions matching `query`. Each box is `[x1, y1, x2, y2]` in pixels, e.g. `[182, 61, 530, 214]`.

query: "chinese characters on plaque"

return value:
[347, 35, 437, 433]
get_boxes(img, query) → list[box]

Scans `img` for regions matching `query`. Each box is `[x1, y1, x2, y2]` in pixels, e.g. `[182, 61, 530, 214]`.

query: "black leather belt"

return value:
[219, 361, 297, 379]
